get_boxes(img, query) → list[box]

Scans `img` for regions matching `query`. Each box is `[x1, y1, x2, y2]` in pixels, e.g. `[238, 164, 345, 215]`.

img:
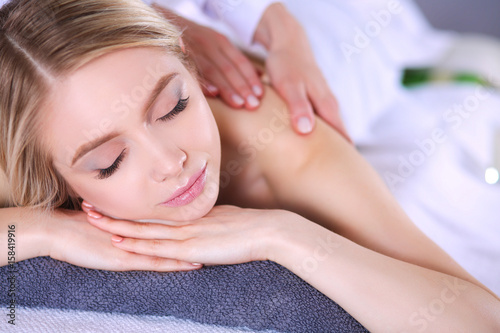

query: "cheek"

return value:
[67, 175, 147, 218]
[164, 96, 221, 161]
[192, 100, 221, 158]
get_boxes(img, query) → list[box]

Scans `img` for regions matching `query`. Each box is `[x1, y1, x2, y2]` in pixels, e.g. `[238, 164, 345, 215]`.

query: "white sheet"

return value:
[0, 307, 269, 333]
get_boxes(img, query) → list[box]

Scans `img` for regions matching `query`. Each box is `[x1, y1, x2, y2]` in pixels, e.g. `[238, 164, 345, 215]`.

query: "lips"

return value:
[160, 165, 207, 208]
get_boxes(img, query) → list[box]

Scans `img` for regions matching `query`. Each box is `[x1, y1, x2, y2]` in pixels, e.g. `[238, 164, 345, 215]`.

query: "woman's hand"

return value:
[84, 204, 311, 267]
[47, 208, 201, 271]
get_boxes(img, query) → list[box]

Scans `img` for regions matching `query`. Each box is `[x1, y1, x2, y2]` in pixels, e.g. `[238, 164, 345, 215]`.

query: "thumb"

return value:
[277, 81, 316, 135]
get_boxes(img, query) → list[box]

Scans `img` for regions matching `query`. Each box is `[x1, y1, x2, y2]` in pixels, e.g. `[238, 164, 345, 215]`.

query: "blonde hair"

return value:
[0, 0, 188, 209]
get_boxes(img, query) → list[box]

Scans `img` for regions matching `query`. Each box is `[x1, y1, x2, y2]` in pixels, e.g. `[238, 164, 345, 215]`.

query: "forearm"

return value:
[270, 220, 500, 332]
[0, 207, 49, 266]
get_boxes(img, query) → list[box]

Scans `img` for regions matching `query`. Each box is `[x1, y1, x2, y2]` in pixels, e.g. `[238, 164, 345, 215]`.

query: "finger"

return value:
[221, 44, 264, 98]
[275, 80, 316, 135]
[111, 236, 191, 261]
[193, 56, 220, 97]
[114, 252, 202, 272]
[211, 51, 260, 110]
[197, 56, 246, 108]
[86, 212, 192, 240]
[200, 79, 220, 97]
[307, 79, 352, 143]
[81, 201, 93, 213]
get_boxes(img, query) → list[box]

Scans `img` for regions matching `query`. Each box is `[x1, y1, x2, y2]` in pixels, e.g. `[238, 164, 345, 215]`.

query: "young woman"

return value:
[0, 0, 499, 331]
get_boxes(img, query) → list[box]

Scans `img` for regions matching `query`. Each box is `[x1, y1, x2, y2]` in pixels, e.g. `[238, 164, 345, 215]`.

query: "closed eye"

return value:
[96, 149, 126, 179]
[157, 97, 189, 122]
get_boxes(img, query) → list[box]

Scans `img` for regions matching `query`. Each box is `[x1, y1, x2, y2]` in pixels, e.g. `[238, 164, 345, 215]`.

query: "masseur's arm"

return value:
[151, 2, 350, 138]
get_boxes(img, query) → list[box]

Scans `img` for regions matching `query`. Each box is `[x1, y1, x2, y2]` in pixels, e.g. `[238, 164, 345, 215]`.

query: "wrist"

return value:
[265, 210, 344, 283]
[5, 207, 51, 262]
[27, 209, 52, 258]
[265, 211, 325, 266]
[253, 3, 304, 51]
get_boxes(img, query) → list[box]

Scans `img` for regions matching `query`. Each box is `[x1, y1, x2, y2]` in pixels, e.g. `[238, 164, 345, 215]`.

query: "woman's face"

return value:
[44, 47, 221, 221]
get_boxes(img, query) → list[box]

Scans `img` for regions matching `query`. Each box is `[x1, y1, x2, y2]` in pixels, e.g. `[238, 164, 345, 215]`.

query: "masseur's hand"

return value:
[153, 5, 264, 110]
[254, 3, 350, 138]
[47, 207, 201, 272]
[153, 4, 350, 139]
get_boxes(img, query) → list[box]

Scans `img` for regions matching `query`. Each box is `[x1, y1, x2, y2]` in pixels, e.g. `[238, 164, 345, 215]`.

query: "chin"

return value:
[170, 197, 218, 221]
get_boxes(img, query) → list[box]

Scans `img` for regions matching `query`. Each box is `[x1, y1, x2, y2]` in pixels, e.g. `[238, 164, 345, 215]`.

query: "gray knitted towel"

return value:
[0, 257, 368, 332]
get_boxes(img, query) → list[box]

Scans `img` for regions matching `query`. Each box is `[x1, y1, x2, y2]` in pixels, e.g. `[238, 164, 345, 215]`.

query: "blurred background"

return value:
[415, 0, 500, 38]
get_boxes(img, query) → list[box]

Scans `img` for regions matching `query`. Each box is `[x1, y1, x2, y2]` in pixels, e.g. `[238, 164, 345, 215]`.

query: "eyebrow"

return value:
[71, 132, 120, 166]
[142, 72, 179, 121]
[71, 72, 179, 166]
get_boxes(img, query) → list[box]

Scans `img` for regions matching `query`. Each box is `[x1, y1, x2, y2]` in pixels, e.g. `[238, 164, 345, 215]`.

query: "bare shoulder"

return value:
[208, 84, 340, 172]
[207, 84, 341, 209]
[208, 86, 290, 209]
[207, 57, 297, 149]
[208, 85, 291, 148]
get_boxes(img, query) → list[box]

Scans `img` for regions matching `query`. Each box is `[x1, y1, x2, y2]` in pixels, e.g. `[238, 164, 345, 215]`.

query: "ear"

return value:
[179, 36, 186, 54]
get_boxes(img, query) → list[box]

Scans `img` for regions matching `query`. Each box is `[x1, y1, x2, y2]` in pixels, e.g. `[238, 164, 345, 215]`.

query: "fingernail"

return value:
[191, 263, 203, 266]
[87, 210, 103, 219]
[82, 201, 93, 209]
[231, 94, 245, 106]
[252, 85, 263, 96]
[207, 84, 218, 94]
[111, 235, 123, 243]
[297, 117, 313, 134]
[246, 95, 260, 108]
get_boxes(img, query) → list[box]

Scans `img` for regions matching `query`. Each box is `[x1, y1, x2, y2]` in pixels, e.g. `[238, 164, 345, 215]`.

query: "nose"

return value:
[148, 140, 187, 183]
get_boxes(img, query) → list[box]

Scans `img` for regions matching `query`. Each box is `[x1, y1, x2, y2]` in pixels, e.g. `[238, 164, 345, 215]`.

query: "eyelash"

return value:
[96, 97, 190, 180]
[97, 149, 126, 180]
[157, 96, 190, 122]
